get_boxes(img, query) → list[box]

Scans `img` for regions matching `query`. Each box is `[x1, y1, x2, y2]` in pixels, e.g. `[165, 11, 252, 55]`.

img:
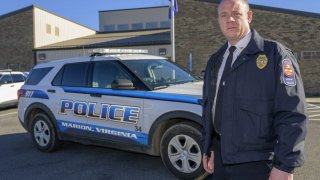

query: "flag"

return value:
[168, 0, 178, 19]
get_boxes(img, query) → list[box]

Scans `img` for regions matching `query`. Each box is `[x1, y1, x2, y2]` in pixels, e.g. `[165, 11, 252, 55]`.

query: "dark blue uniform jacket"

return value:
[202, 29, 308, 173]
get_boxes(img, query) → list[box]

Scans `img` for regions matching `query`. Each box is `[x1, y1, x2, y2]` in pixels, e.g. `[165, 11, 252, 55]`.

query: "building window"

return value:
[146, 22, 158, 29]
[55, 27, 59, 36]
[46, 24, 51, 34]
[301, 50, 320, 60]
[104, 25, 115, 32]
[117, 24, 129, 31]
[38, 53, 46, 60]
[160, 21, 170, 28]
[159, 48, 167, 56]
[132, 23, 143, 30]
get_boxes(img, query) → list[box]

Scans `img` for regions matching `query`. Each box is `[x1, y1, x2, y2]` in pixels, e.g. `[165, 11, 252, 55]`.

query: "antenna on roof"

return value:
[89, 48, 148, 57]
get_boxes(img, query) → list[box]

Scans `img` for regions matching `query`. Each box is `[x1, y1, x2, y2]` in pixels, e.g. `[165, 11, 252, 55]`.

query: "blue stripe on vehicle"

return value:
[62, 87, 200, 104]
[57, 120, 148, 145]
[22, 89, 49, 99]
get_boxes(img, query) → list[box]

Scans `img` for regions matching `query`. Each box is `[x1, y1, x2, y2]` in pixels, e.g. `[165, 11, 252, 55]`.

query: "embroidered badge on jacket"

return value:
[256, 54, 268, 69]
[282, 59, 296, 86]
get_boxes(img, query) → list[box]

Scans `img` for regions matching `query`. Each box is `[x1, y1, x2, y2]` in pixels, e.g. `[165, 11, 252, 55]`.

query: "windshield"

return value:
[122, 59, 199, 90]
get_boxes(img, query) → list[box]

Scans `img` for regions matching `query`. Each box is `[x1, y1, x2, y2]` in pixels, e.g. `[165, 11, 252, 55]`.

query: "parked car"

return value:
[23, 71, 30, 78]
[0, 70, 26, 108]
[17, 49, 204, 179]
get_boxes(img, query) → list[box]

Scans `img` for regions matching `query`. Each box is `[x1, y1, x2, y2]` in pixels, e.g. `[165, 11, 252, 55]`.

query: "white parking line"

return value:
[0, 112, 17, 117]
[309, 119, 320, 121]
[309, 114, 320, 118]
[307, 107, 320, 110]
[308, 110, 320, 113]
[308, 104, 320, 108]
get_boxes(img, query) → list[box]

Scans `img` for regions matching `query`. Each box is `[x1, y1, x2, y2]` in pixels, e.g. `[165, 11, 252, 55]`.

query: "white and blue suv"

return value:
[17, 49, 204, 179]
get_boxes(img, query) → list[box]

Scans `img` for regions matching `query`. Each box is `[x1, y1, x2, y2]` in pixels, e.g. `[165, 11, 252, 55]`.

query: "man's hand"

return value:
[269, 167, 293, 180]
[203, 151, 214, 174]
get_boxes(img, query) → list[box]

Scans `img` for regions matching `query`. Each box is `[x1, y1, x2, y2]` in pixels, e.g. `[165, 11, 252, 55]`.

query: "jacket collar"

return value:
[212, 29, 264, 64]
[243, 29, 264, 55]
[230, 29, 265, 71]
[213, 44, 228, 64]
[220, 29, 264, 55]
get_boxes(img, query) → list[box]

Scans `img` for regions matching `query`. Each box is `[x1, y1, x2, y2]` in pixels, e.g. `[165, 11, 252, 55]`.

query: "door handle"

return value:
[47, 89, 56, 93]
[90, 93, 102, 97]
[10, 85, 14, 87]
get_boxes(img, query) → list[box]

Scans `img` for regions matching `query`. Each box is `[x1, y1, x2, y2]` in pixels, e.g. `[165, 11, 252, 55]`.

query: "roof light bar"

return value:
[90, 48, 148, 55]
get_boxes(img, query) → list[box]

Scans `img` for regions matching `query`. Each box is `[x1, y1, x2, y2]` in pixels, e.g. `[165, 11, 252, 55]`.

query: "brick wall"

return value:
[175, 0, 320, 96]
[0, 8, 34, 71]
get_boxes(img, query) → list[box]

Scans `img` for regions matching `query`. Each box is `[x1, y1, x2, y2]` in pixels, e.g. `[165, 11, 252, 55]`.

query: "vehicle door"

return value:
[0, 74, 15, 104]
[85, 60, 146, 146]
[50, 62, 92, 137]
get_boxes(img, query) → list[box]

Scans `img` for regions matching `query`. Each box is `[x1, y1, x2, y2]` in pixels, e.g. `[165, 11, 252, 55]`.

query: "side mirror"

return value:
[111, 79, 135, 90]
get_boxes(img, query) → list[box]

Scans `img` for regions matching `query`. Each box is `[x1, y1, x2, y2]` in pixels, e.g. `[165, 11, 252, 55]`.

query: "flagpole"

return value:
[170, 0, 175, 62]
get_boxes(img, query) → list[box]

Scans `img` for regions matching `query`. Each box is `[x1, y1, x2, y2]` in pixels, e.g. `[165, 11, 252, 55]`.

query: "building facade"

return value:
[35, 29, 171, 63]
[34, 6, 172, 63]
[99, 6, 170, 32]
[0, 5, 96, 71]
[175, 0, 320, 96]
[1, 2, 319, 95]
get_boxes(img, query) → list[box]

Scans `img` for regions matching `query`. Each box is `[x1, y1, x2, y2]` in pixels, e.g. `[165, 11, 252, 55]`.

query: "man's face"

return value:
[218, 0, 252, 44]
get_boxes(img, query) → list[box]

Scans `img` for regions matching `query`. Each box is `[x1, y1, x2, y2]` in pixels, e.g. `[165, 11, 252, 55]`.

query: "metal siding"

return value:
[99, 7, 169, 31]
[34, 8, 95, 48]
[36, 45, 171, 63]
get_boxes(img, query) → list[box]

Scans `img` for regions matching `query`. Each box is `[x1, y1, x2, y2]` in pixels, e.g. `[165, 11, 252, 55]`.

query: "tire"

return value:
[160, 123, 205, 179]
[30, 113, 60, 152]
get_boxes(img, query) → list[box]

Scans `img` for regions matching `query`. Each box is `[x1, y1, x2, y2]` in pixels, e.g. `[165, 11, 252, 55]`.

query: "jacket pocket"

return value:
[234, 99, 274, 151]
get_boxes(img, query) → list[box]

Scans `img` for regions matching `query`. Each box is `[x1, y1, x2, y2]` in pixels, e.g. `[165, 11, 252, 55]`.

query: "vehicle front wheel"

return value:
[30, 113, 60, 152]
[160, 123, 204, 179]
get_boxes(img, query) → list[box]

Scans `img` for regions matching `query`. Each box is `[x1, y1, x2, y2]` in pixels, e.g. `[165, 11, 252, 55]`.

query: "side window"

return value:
[26, 67, 53, 85]
[61, 63, 89, 87]
[0, 75, 13, 84]
[92, 61, 132, 89]
[12, 74, 25, 82]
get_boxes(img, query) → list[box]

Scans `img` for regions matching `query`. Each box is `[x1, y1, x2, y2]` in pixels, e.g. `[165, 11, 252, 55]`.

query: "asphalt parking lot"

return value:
[0, 101, 319, 180]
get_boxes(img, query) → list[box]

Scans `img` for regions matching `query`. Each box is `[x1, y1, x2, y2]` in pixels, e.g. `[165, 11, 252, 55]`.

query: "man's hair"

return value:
[218, 0, 250, 12]
[240, 0, 250, 11]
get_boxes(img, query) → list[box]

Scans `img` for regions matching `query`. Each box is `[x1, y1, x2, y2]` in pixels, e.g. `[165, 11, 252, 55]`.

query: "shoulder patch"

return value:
[282, 59, 296, 86]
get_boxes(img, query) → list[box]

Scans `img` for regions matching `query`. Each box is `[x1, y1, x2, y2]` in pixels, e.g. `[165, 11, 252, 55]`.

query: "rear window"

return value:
[12, 74, 25, 82]
[53, 62, 89, 87]
[25, 67, 53, 85]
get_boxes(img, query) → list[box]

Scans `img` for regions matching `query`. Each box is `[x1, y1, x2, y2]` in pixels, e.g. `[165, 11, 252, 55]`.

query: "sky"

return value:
[1, 0, 319, 30]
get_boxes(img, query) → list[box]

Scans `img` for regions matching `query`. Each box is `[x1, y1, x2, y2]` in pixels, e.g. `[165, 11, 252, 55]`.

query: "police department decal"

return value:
[282, 59, 296, 86]
[256, 54, 268, 69]
[57, 120, 148, 145]
[59, 100, 140, 124]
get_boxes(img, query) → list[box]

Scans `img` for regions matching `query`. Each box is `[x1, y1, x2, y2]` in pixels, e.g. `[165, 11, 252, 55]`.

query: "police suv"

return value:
[18, 49, 204, 179]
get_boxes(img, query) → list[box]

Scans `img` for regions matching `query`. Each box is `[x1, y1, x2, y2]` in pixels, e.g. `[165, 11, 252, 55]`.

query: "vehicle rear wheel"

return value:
[160, 123, 204, 179]
[30, 113, 60, 152]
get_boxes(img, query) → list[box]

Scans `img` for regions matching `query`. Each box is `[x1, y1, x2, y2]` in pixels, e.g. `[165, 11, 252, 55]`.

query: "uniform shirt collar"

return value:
[227, 30, 252, 52]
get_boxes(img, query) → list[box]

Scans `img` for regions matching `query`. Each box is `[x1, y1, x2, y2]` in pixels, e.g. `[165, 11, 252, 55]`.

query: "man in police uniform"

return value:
[201, 0, 308, 179]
